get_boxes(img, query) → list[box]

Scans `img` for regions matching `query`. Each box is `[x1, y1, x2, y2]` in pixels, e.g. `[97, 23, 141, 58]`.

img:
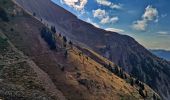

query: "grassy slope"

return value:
[0, 33, 56, 99]
[0, 0, 160, 100]
[0, 0, 65, 100]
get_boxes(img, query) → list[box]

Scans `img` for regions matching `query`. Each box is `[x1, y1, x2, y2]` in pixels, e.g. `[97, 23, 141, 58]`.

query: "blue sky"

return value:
[52, 0, 170, 50]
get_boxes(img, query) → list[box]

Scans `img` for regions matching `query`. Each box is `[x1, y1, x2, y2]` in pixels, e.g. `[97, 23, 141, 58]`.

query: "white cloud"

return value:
[132, 20, 147, 31]
[110, 17, 119, 23]
[100, 16, 110, 24]
[101, 16, 118, 24]
[96, 0, 122, 10]
[161, 14, 167, 18]
[132, 5, 159, 31]
[142, 5, 158, 21]
[110, 4, 122, 9]
[93, 9, 119, 24]
[157, 31, 169, 35]
[105, 28, 124, 33]
[96, 0, 111, 6]
[93, 9, 106, 19]
[62, 0, 87, 11]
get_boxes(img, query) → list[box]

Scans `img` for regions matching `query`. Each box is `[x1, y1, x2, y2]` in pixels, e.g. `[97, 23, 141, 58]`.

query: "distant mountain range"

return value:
[150, 49, 170, 61]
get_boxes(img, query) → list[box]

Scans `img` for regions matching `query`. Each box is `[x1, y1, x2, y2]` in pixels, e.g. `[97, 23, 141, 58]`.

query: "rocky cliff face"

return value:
[14, 0, 170, 99]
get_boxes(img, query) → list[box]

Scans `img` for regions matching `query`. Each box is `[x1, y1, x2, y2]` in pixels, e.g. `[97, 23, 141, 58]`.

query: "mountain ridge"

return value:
[13, 0, 170, 99]
[0, 0, 161, 99]
[150, 49, 170, 61]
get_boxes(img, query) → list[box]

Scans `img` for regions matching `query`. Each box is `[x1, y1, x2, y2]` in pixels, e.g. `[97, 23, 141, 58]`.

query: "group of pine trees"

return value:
[40, 27, 56, 50]
[104, 63, 154, 99]
[40, 26, 74, 59]
[104, 64, 127, 79]
[129, 75, 160, 99]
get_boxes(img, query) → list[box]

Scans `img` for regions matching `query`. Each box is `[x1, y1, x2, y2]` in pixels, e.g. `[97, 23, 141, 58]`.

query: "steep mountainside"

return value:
[14, 0, 170, 99]
[150, 49, 170, 61]
[0, 0, 160, 100]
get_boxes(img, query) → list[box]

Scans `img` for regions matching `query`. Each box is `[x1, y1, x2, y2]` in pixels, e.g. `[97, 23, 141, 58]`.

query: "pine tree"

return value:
[63, 36, 67, 43]
[140, 83, 145, 90]
[130, 78, 134, 86]
[135, 79, 139, 85]
[63, 36, 67, 48]
[64, 50, 68, 59]
[119, 68, 124, 78]
[114, 65, 119, 75]
[51, 26, 56, 33]
[69, 41, 73, 49]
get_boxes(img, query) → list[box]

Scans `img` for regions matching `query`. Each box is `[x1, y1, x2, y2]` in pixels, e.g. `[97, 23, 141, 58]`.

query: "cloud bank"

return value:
[132, 5, 158, 31]
[105, 28, 124, 33]
[92, 9, 119, 24]
[157, 31, 169, 36]
[96, 0, 122, 10]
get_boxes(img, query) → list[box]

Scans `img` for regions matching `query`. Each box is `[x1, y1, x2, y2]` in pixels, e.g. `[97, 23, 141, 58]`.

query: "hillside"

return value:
[0, 0, 161, 100]
[150, 49, 170, 61]
[13, 0, 170, 100]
